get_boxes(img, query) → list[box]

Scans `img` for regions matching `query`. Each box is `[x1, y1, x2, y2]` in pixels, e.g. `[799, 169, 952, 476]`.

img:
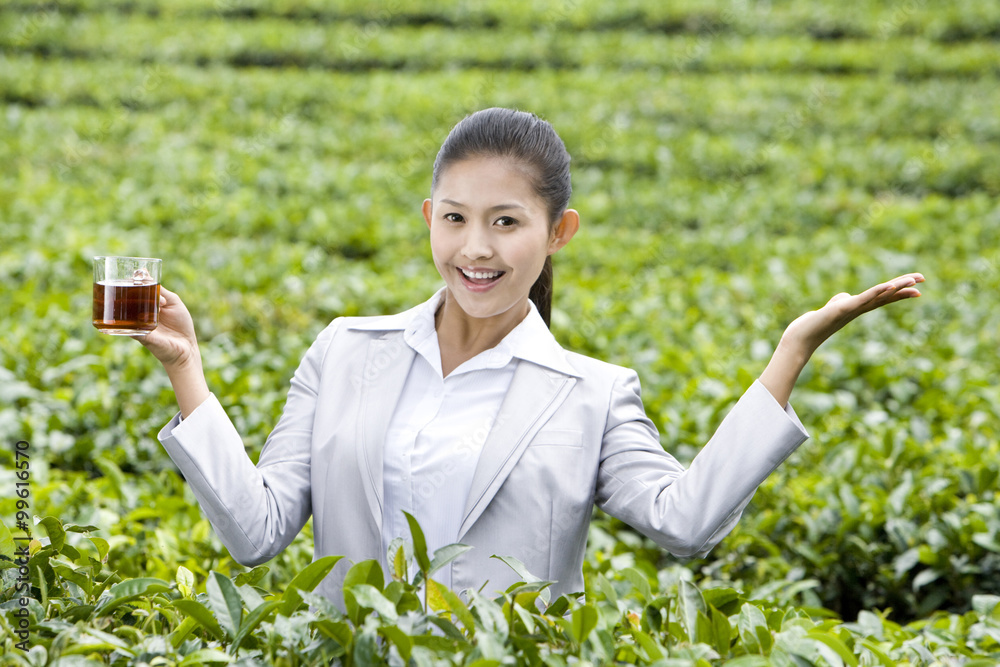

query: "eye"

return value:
[444, 212, 464, 223]
[495, 216, 518, 228]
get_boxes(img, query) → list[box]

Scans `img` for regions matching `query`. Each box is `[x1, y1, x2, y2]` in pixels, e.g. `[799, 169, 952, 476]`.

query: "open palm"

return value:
[783, 272, 925, 356]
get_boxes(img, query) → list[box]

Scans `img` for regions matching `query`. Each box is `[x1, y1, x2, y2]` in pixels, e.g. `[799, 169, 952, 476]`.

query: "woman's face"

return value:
[422, 156, 576, 322]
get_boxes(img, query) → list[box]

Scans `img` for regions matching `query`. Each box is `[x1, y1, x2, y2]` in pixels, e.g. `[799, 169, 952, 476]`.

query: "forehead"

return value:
[434, 157, 542, 208]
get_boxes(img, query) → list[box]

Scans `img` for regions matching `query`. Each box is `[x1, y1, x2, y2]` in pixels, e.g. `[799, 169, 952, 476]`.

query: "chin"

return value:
[449, 290, 515, 319]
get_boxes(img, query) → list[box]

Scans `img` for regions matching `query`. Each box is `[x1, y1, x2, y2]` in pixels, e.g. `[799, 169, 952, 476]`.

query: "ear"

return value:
[547, 208, 580, 255]
[422, 199, 433, 231]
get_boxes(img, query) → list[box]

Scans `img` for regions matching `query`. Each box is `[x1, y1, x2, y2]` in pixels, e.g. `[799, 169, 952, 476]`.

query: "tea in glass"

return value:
[93, 256, 161, 335]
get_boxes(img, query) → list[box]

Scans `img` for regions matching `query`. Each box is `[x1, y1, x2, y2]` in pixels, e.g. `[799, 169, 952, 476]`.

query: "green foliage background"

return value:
[1, 0, 999, 663]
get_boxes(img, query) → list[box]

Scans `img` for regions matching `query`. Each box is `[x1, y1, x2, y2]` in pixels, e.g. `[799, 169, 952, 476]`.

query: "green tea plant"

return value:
[4, 515, 1000, 665]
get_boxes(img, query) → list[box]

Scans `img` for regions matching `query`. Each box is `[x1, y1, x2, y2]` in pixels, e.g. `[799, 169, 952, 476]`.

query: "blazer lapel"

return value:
[357, 332, 415, 534]
[458, 361, 577, 540]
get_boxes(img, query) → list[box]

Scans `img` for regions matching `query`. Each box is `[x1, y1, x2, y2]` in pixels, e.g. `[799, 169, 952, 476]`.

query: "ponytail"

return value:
[432, 108, 571, 329]
[529, 255, 553, 327]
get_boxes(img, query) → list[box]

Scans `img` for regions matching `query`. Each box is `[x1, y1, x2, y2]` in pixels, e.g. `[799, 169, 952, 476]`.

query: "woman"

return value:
[139, 108, 924, 606]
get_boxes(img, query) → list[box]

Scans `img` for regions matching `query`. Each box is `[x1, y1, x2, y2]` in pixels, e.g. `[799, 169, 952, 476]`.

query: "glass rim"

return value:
[93, 256, 162, 262]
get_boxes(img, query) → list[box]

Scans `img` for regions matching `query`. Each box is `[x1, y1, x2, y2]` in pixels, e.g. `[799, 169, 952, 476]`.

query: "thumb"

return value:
[158, 284, 180, 307]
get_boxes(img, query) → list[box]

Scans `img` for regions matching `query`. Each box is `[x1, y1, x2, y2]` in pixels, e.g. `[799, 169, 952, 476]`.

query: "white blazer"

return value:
[158, 293, 809, 607]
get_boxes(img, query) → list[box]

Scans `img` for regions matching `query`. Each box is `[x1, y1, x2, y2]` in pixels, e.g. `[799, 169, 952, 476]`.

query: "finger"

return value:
[889, 287, 922, 299]
[159, 285, 176, 305]
[158, 285, 184, 309]
[869, 274, 920, 299]
[884, 273, 925, 292]
[855, 281, 894, 304]
[870, 285, 922, 309]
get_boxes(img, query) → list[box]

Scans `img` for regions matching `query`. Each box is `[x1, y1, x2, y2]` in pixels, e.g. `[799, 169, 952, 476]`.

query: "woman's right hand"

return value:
[134, 285, 211, 418]
[133, 285, 201, 370]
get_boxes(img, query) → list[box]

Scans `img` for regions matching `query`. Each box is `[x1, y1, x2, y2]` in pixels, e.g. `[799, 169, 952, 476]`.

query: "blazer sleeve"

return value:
[156, 319, 341, 566]
[594, 370, 809, 558]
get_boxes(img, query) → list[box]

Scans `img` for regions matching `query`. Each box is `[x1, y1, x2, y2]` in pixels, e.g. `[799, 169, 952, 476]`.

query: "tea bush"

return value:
[3, 515, 1000, 665]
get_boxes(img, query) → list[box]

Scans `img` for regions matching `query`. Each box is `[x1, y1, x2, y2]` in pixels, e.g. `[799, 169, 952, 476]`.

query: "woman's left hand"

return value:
[758, 272, 924, 408]
[781, 272, 925, 358]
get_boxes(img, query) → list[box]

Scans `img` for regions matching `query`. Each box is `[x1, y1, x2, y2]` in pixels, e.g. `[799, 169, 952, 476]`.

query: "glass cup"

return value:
[93, 256, 162, 335]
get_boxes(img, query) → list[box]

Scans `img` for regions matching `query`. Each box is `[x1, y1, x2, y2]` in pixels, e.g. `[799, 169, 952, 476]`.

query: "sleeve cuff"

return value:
[157, 392, 228, 452]
[751, 378, 810, 439]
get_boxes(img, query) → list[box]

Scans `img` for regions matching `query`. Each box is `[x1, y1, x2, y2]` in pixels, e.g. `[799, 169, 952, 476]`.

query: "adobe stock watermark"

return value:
[853, 126, 958, 239]
[411, 411, 512, 506]
[573, 113, 629, 169]
[876, 0, 928, 39]
[56, 65, 168, 179]
[537, 0, 582, 29]
[338, 1, 404, 59]
[177, 106, 298, 218]
[716, 82, 837, 204]
[348, 334, 410, 392]
[9, 440, 34, 653]
[395, 73, 498, 186]
[671, 0, 773, 71]
[8, 5, 60, 47]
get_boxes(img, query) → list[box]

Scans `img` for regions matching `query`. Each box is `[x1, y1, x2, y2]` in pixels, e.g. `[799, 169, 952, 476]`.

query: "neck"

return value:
[434, 290, 530, 356]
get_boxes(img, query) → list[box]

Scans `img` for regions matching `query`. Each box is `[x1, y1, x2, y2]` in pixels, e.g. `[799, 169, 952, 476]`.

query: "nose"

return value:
[461, 222, 493, 260]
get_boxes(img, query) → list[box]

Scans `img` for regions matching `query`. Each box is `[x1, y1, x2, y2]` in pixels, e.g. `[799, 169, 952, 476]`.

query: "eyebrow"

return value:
[439, 199, 527, 213]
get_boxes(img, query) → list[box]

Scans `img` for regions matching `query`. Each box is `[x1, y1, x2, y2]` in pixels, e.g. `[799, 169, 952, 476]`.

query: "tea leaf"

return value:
[631, 629, 664, 662]
[176, 565, 194, 598]
[173, 599, 226, 641]
[279, 554, 344, 617]
[738, 603, 771, 655]
[390, 537, 407, 582]
[0, 519, 14, 559]
[207, 571, 244, 638]
[94, 577, 171, 617]
[428, 543, 473, 577]
[351, 583, 399, 622]
[380, 624, 413, 662]
[234, 565, 269, 587]
[807, 630, 860, 667]
[491, 554, 542, 583]
[177, 648, 234, 665]
[89, 537, 110, 565]
[231, 599, 282, 654]
[403, 511, 431, 574]
[570, 605, 598, 644]
[679, 580, 708, 642]
[36, 516, 66, 552]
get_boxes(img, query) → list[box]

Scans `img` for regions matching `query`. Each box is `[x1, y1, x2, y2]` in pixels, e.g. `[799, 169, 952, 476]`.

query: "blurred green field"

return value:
[2, 0, 1000, 657]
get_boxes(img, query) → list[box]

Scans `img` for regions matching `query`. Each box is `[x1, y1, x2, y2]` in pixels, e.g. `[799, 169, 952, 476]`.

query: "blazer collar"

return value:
[346, 286, 582, 378]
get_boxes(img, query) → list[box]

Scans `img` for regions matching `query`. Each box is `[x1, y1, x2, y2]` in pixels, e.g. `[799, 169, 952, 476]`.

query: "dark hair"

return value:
[431, 108, 572, 328]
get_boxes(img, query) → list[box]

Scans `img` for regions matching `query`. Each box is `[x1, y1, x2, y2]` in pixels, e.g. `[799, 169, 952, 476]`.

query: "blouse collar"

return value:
[346, 285, 582, 378]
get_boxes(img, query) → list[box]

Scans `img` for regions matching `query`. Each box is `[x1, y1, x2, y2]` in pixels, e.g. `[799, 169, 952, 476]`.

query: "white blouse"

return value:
[381, 287, 550, 588]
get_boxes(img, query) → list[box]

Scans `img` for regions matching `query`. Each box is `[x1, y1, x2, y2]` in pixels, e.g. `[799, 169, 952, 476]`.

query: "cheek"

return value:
[428, 228, 450, 258]
[512, 237, 551, 271]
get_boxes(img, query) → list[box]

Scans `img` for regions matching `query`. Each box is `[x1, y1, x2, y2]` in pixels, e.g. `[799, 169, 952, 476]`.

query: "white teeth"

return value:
[461, 268, 503, 280]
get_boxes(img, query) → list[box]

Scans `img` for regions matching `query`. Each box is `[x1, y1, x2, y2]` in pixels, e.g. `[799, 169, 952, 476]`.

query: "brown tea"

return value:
[92, 280, 160, 334]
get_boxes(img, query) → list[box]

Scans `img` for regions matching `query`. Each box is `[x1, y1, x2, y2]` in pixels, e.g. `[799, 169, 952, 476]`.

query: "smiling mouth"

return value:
[457, 267, 506, 287]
